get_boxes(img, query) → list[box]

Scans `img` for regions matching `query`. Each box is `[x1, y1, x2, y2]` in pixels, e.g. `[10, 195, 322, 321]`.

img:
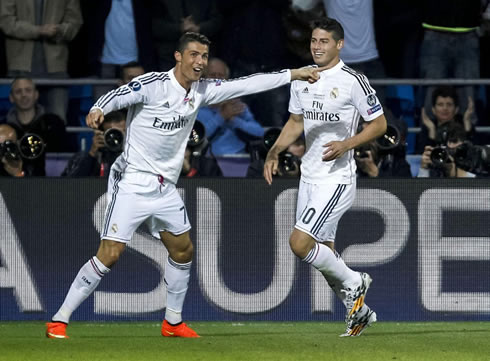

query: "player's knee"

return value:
[289, 236, 309, 259]
[96, 240, 125, 268]
[170, 241, 194, 263]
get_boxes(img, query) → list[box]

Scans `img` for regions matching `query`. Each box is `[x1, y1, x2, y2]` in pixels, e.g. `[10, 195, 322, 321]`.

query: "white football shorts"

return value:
[101, 169, 191, 243]
[295, 179, 356, 243]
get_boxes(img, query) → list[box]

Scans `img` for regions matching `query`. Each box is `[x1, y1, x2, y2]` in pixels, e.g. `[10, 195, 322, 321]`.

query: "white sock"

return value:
[303, 242, 361, 289]
[52, 256, 110, 324]
[164, 257, 191, 325]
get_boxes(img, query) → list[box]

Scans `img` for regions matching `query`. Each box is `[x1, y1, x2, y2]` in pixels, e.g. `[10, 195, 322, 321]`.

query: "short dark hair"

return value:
[310, 17, 344, 42]
[432, 86, 459, 107]
[10, 77, 36, 94]
[446, 122, 466, 143]
[103, 110, 126, 125]
[177, 32, 211, 53]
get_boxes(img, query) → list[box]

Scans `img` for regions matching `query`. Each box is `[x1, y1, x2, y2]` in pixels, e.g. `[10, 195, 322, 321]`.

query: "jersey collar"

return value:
[318, 59, 344, 76]
[168, 67, 189, 96]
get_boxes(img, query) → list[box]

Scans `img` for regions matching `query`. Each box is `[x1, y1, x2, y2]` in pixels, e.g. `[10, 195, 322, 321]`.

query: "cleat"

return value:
[342, 272, 372, 320]
[340, 308, 377, 337]
[46, 322, 69, 339]
[161, 320, 200, 338]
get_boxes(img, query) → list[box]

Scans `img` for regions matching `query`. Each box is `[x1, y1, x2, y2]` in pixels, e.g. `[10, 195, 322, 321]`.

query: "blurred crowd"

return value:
[1, 0, 490, 179]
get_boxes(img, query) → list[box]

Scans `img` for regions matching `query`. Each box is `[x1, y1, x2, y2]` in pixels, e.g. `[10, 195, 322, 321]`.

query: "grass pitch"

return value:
[0, 321, 489, 361]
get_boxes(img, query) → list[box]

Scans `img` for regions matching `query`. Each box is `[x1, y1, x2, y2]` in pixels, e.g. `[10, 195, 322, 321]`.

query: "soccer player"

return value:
[263, 18, 387, 337]
[45, 32, 327, 339]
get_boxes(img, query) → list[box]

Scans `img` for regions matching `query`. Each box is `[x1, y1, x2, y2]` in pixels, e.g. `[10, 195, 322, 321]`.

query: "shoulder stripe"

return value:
[141, 74, 169, 85]
[97, 88, 131, 109]
[341, 66, 374, 96]
[221, 69, 289, 83]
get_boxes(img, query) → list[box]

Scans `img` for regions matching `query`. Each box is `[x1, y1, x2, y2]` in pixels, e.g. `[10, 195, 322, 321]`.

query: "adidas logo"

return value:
[163, 101, 170, 108]
[302, 87, 309, 93]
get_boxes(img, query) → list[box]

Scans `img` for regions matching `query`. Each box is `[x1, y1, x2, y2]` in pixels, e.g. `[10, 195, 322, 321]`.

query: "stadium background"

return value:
[1, 178, 489, 322]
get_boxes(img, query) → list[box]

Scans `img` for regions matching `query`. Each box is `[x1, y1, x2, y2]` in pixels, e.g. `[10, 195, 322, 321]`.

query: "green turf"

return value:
[0, 321, 489, 361]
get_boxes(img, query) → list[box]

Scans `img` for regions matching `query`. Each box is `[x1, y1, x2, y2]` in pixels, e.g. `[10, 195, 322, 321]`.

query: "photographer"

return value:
[418, 122, 476, 178]
[355, 116, 412, 178]
[61, 111, 126, 177]
[181, 120, 222, 178]
[247, 128, 304, 178]
[5, 77, 69, 176]
[0, 124, 24, 177]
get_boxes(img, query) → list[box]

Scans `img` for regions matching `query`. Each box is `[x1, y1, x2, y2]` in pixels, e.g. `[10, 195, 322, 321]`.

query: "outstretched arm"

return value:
[204, 66, 327, 105]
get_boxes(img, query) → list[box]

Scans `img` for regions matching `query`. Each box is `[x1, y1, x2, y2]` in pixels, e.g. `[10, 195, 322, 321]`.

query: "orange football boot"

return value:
[161, 320, 200, 338]
[46, 322, 69, 339]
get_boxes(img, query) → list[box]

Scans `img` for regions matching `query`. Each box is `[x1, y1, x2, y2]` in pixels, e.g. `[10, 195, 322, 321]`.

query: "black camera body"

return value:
[0, 140, 21, 161]
[431, 142, 490, 175]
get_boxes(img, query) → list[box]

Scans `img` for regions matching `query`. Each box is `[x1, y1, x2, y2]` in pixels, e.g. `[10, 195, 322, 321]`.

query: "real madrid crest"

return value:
[111, 223, 118, 233]
[330, 87, 339, 99]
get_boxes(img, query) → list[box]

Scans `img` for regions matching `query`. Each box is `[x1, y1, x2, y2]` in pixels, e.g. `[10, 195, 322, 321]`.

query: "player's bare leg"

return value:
[46, 240, 125, 339]
[159, 231, 199, 338]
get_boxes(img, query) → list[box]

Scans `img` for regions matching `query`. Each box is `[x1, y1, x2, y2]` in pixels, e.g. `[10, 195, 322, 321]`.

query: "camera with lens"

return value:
[187, 120, 208, 156]
[0, 133, 45, 161]
[0, 140, 21, 161]
[452, 142, 490, 175]
[103, 128, 124, 152]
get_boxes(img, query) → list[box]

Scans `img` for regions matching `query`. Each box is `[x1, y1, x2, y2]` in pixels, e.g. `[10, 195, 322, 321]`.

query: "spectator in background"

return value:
[81, 0, 155, 99]
[6, 77, 68, 176]
[418, 122, 476, 178]
[419, 0, 482, 122]
[0, 0, 83, 123]
[417, 86, 475, 152]
[0, 124, 25, 177]
[152, 0, 222, 71]
[197, 58, 264, 156]
[119, 62, 145, 86]
[62, 110, 126, 177]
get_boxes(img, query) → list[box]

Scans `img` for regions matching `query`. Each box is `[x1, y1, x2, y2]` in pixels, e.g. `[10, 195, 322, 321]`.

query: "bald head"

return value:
[0, 124, 18, 143]
[206, 58, 230, 80]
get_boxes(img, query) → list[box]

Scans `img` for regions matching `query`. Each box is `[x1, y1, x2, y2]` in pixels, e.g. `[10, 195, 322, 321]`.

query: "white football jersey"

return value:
[289, 60, 384, 184]
[92, 68, 291, 184]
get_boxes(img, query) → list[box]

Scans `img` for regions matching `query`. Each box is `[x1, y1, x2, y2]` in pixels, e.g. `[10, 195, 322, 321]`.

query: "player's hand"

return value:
[290, 65, 329, 84]
[322, 140, 349, 161]
[263, 151, 279, 185]
[86, 108, 104, 129]
[88, 130, 105, 157]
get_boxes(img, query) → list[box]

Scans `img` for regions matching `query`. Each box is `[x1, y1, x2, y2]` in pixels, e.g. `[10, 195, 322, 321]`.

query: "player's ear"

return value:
[336, 39, 344, 51]
[174, 51, 182, 63]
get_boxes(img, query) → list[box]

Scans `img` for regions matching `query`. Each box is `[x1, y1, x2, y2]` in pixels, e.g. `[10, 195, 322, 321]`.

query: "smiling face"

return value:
[174, 41, 209, 90]
[310, 28, 342, 68]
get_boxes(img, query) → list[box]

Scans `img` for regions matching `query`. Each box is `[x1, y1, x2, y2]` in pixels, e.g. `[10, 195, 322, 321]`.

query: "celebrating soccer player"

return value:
[263, 17, 387, 337]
